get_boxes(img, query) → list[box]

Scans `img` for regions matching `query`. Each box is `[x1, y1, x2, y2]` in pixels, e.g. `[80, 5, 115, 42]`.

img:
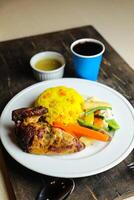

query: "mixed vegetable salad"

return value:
[53, 97, 120, 143]
[78, 97, 120, 134]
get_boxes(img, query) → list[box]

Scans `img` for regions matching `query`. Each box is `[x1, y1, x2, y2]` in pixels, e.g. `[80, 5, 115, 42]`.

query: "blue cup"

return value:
[70, 38, 105, 81]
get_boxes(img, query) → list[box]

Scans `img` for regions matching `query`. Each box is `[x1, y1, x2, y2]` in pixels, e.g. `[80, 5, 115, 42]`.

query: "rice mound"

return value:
[35, 86, 84, 124]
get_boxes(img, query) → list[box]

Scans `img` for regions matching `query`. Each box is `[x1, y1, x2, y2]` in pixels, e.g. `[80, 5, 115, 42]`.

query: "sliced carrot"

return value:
[94, 117, 105, 129]
[53, 122, 75, 136]
[53, 122, 110, 142]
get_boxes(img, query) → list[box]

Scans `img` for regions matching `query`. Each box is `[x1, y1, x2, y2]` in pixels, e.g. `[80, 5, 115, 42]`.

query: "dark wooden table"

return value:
[0, 25, 134, 200]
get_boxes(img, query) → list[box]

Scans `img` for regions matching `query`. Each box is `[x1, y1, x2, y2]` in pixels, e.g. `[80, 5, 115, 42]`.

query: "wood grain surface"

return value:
[0, 25, 134, 200]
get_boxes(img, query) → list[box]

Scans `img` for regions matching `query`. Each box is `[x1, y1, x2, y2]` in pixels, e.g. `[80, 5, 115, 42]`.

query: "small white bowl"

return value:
[30, 51, 65, 81]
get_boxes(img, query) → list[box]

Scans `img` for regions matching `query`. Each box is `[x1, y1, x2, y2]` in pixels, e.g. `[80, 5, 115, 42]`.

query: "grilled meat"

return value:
[12, 106, 48, 122]
[12, 106, 85, 154]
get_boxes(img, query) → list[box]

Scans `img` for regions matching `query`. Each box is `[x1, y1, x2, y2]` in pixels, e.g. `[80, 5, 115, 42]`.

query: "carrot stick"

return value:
[53, 122, 111, 142]
[53, 122, 75, 136]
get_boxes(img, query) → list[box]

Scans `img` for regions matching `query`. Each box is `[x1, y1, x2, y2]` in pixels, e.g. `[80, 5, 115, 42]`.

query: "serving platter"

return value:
[0, 78, 134, 178]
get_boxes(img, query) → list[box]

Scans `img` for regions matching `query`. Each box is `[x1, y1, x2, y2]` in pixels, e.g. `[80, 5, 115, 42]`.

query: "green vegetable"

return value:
[83, 112, 94, 125]
[78, 119, 99, 130]
[85, 106, 112, 116]
[85, 100, 112, 110]
[106, 119, 120, 130]
[78, 118, 105, 131]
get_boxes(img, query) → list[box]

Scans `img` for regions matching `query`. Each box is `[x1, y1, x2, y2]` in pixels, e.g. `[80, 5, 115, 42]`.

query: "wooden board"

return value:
[0, 25, 134, 200]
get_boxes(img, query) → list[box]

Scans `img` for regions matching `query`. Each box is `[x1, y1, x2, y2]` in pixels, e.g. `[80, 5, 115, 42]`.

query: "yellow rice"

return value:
[35, 86, 84, 124]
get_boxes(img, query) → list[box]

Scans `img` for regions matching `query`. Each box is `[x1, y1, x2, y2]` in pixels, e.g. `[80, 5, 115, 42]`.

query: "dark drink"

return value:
[72, 41, 103, 56]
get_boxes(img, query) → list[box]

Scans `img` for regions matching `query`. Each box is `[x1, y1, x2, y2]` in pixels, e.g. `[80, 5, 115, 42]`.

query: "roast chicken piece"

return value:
[12, 106, 85, 154]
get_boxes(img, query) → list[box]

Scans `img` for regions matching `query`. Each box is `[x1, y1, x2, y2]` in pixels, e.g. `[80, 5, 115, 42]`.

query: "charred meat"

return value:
[12, 106, 85, 154]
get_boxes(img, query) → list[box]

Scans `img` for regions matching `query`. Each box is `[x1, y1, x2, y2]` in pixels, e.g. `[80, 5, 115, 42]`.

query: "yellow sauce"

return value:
[35, 58, 62, 71]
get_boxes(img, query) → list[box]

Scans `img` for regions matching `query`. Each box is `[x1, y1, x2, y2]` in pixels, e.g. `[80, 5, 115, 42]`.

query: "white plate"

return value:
[0, 78, 134, 178]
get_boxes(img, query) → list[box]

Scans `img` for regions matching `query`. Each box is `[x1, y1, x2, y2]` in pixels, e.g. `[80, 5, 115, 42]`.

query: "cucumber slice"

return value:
[78, 119, 109, 133]
[107, 119, 120, 130]
[78, 119, 99, 131]
[83, 112, 94, 125]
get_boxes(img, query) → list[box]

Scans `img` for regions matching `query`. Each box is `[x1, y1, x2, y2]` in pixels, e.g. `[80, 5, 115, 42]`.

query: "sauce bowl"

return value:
[30, 51, 65, 81]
